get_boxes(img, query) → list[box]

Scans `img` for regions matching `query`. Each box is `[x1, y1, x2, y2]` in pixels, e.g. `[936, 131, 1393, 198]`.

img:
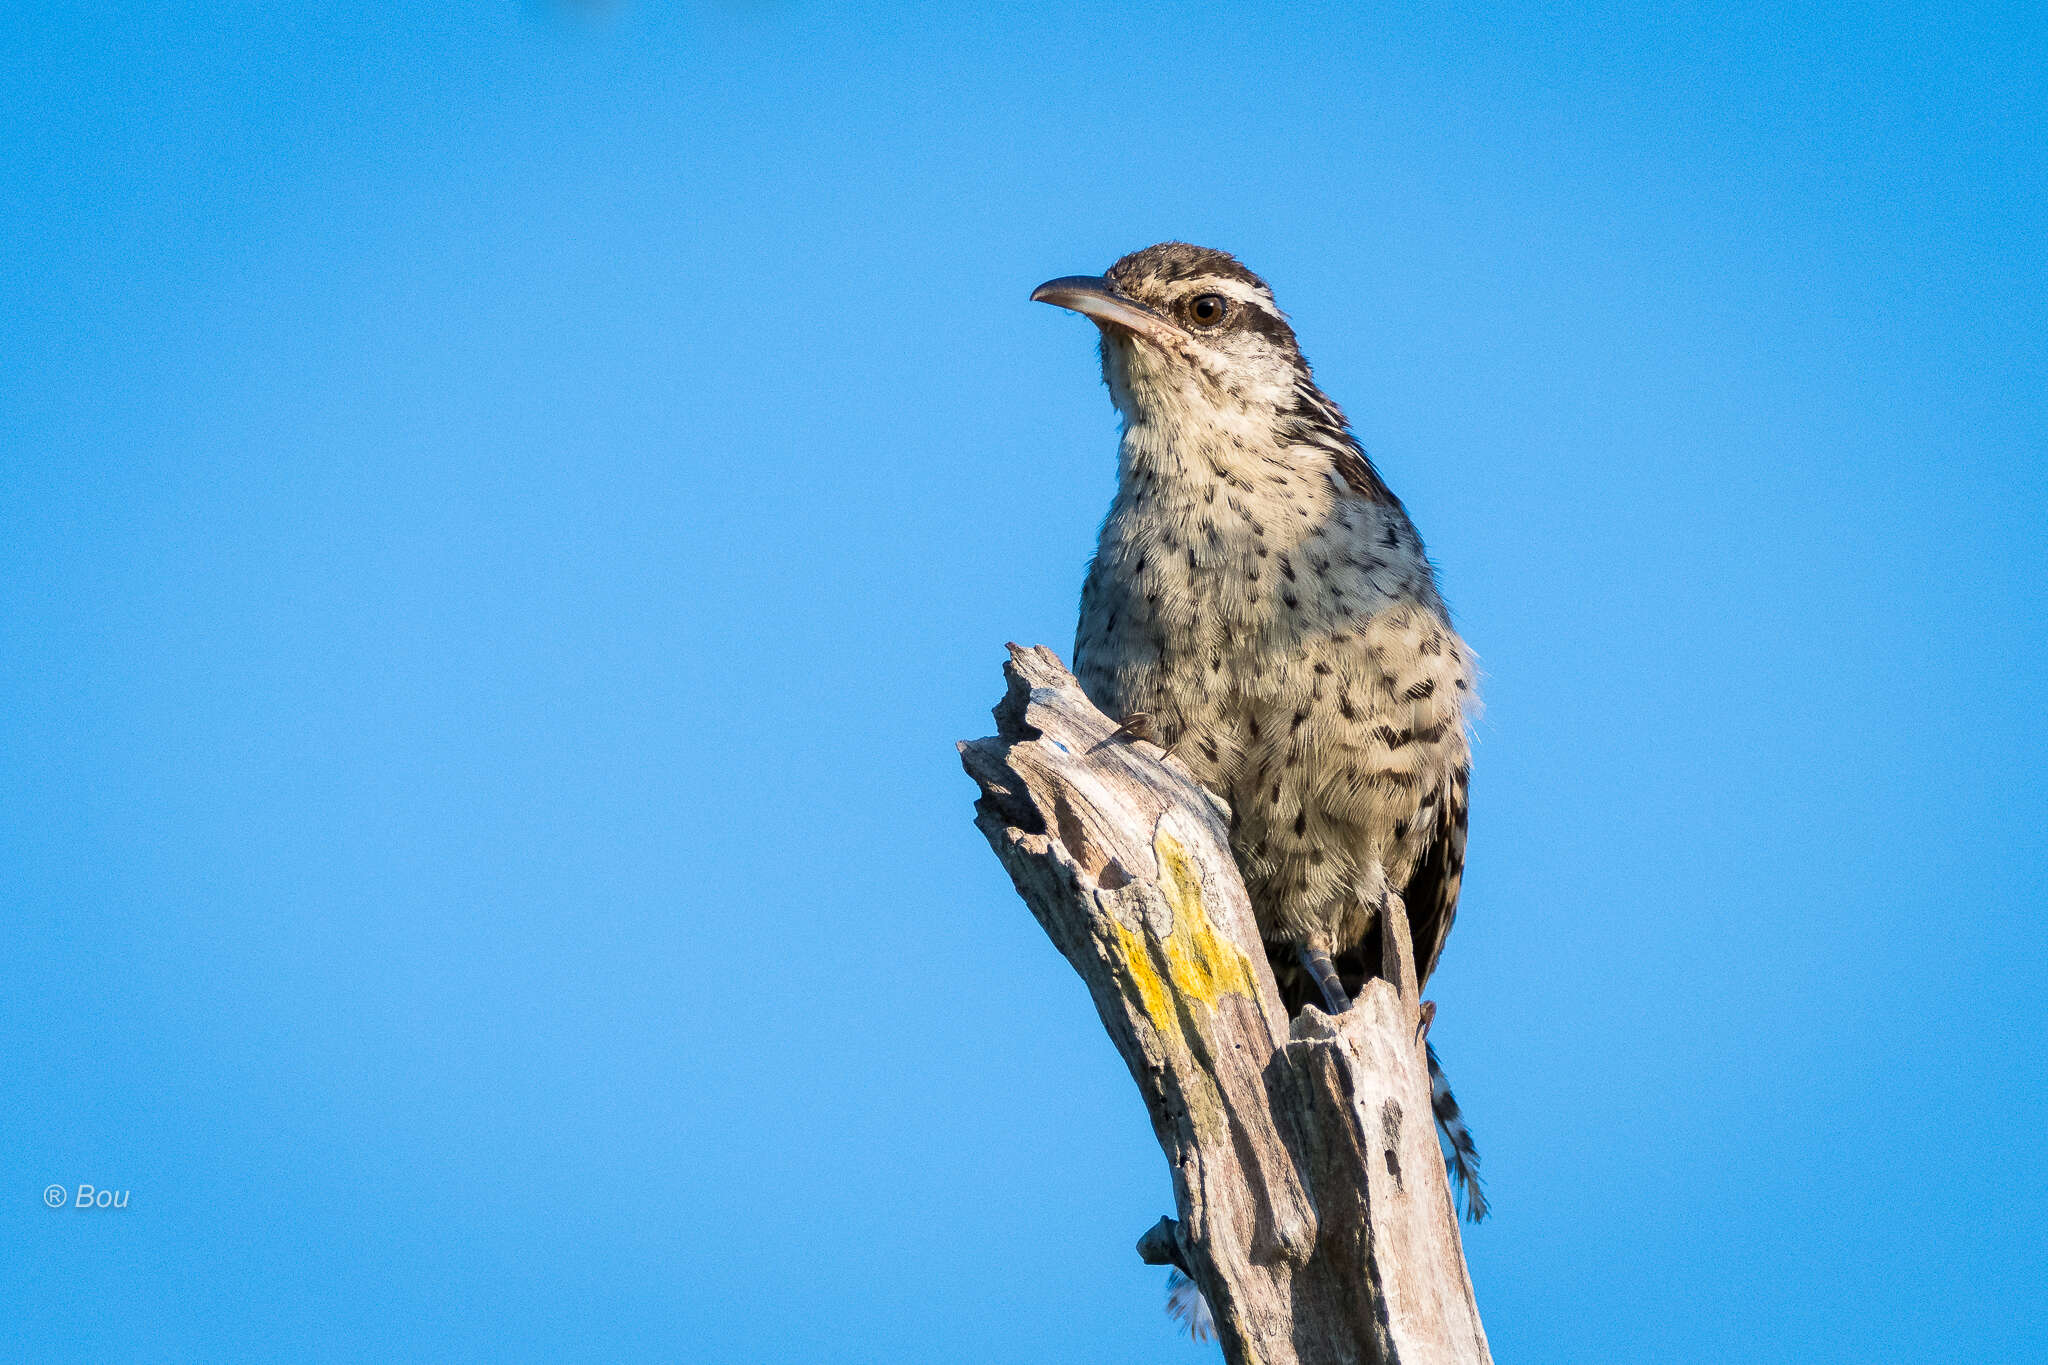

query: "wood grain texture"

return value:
[959, 644, 1491, 1365]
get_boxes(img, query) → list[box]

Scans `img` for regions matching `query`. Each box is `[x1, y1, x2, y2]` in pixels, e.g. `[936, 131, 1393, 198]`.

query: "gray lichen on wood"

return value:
[960, 644, 1491, 1365]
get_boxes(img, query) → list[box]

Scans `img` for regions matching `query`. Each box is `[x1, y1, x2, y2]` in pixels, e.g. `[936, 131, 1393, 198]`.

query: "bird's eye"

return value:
[1186, 294, 1228, 327]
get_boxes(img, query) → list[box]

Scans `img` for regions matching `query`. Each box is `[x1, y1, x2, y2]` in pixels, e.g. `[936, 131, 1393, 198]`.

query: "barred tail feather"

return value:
[1164, 1269, 1217, 1342]
[1428, 1041, 1488, 1222]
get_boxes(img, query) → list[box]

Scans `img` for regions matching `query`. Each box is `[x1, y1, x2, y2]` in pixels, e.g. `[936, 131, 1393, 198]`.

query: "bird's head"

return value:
[1032, 242, 1309, 427]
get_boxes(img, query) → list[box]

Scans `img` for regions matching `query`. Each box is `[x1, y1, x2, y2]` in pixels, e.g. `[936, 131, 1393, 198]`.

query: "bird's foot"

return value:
[1299, 945, 1352, 1014]
[1110, 711, 1157, 744]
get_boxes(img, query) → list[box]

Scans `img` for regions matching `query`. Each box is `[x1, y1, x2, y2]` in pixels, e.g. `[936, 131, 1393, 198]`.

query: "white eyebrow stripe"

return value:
[1177, 278, 1274, 310]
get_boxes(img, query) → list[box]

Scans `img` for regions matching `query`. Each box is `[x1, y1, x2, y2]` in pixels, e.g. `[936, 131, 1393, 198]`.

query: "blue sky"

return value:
[4, 2, 2044, 1360]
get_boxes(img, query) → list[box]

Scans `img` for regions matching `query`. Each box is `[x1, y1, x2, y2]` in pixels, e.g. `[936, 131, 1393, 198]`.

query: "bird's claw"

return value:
[1110, 711, 1157, 744]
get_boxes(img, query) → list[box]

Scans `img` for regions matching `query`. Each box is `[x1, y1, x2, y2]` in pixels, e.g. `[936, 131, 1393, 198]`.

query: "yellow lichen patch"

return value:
[1114, 918, 1174, 1025]
[1112, 832, 1262, 1035]
[1153, 834, 1261, 1006]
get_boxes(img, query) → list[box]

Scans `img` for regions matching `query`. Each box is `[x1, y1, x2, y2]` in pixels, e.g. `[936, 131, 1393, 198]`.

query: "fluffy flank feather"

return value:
[1164, 1269, 1217, 1342]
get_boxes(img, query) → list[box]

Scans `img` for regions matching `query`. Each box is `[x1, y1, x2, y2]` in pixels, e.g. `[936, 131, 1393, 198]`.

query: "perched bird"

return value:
[1031, 244, 1487, 1251]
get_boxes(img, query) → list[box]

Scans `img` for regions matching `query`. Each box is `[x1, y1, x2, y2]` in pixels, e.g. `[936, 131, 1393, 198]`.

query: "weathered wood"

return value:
[960, 644, 1491, 1365]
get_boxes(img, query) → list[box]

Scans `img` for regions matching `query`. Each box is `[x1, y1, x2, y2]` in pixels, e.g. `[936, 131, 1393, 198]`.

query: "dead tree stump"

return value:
[959, 644, 1492, 1365]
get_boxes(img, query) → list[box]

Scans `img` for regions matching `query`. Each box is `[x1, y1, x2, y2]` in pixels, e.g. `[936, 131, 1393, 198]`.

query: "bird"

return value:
[1031, 244, 1487, 1328]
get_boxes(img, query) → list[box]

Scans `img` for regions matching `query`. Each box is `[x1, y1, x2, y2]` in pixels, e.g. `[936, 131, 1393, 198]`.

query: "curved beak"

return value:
[1030, 275, 1188, 350]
